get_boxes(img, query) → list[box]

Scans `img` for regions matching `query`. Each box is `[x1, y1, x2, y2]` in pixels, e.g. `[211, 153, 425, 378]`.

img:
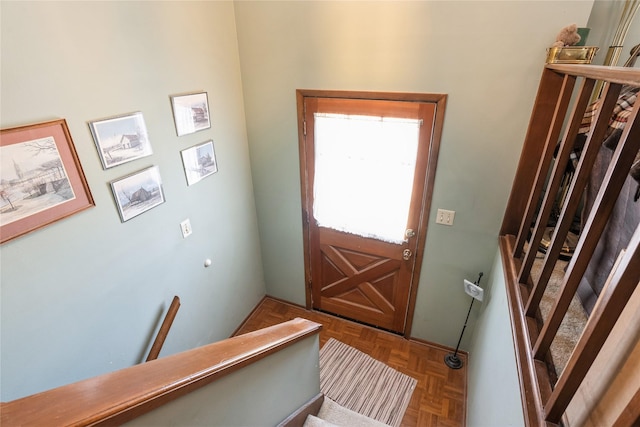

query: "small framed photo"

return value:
[170, 92, 211, 136]
[110, 166, 165, 222]
[1, 119, 94, 244]
[180, 140, 218, 186]
[89, 112, 153, 169]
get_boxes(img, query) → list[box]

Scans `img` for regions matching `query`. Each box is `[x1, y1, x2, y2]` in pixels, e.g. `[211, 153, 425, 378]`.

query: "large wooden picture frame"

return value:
[0, 119, 94, 243]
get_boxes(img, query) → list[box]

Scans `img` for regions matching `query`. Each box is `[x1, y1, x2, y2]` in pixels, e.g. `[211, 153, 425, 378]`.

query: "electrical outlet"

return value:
[436, 209, 455, 226]
[180, 219, 192, 238]
[464, 279, 484, 301]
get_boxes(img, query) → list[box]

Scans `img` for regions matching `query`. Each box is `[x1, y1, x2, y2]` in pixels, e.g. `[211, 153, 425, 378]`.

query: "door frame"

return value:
[296, 90, 447, 337]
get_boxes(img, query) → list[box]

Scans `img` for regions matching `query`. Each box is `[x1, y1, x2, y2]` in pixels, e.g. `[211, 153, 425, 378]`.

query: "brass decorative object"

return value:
[546, 46, 599, 64]
[591, 0, 639, 101]
[607, 0, 640, 66]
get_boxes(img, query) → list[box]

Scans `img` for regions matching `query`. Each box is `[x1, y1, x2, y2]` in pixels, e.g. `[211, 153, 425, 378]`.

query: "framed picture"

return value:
[89, 112, 153, 169]
[110, 166, 165, 222]
[0, 119, 94, 243]
[170, 92, 211, 136]
[180, 140, 218, 186]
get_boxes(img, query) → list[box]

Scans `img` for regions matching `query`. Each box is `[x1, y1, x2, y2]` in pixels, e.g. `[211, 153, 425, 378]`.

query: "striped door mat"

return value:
[319, 338, 417, 427]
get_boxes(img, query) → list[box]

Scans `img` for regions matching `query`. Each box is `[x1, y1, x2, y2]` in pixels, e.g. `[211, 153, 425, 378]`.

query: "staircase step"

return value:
[303, 414, 338, 427]
[304, 397, 391, 427]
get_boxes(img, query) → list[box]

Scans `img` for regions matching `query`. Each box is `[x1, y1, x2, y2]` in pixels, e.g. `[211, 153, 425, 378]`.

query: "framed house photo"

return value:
[110, 166, 165, 222]
[0, 119, 94, 243]
[180, 140, 218, 186]
[89, 112, 153, 169]
[170, 92, 211, 136]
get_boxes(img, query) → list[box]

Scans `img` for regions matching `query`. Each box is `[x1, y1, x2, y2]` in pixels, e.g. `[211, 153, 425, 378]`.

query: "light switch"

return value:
[180, 219, 192, 238]
[435, 209, 455, 226]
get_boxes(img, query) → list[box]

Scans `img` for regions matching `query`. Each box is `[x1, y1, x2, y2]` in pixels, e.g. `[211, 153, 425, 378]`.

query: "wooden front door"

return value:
[297, 91, 446, 335]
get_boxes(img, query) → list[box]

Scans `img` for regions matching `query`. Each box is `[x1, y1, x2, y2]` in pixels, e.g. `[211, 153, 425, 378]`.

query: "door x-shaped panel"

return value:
[318, 243, 401, 330]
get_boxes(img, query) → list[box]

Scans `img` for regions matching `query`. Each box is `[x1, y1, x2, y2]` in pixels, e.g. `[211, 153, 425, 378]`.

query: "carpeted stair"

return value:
[302, 397, 391, 427]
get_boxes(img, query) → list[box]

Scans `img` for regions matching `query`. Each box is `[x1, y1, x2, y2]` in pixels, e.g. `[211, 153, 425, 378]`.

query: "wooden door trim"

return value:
[296, 90, 313, 307]
[296, 89, 447, 337]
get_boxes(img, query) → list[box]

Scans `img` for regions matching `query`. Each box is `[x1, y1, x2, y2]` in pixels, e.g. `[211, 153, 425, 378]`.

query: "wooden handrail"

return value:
[546, 64, 640, 86]
[500, 64, 640, 238]
[146, 295, 181, 362]
[1, 317, 322, 427]
[500, 235, 547, 427]
[500, 63, 640, 425]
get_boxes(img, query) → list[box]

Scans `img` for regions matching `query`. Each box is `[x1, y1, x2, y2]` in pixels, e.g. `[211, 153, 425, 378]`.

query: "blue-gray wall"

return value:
[233, 1, 593, 349]
[466, 249, 525, 426]
[0, 1, 265, 401]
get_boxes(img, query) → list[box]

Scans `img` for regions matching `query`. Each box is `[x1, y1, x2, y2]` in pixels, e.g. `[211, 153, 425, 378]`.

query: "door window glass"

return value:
[313, 113, 421, 244]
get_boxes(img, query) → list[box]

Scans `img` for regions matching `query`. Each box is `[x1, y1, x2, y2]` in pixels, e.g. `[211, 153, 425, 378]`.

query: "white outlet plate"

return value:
[180, 219, 192, 238]
[464, 279, 484, 301]
[436, 209, 455, 226]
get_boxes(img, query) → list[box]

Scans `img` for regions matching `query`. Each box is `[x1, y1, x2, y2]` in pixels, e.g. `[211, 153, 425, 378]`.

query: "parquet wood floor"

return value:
[234, 297, 467, 426]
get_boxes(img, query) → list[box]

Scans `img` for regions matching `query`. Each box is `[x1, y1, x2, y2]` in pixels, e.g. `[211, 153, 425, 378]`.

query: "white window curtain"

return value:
[313, 113, 421, 244]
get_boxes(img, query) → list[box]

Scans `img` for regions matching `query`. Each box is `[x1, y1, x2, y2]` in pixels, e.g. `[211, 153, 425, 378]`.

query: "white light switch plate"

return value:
[180, 219, 192, 238]
[436, 209, 455, 226]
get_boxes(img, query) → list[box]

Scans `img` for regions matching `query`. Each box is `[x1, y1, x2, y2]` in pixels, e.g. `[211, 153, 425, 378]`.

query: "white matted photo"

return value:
[181, 140, 218, 186]
[110, 166, 165, 222]
[89, 112, 153, 169]
[170, 92, 211, 136]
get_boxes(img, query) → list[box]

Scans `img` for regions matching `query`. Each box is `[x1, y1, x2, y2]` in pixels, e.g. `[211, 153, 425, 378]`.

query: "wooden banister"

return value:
[517, 77, 594, 283]
[546, 64, 640, 86]
[501, 67, 568, 237]
[1, 317, 322, 427]
[501, 64, 640, 238]
[146, 296, 181, 362]
[546, 229, 639, 421]
[534, 99, 640, 360]
[524, 81, 620, 317]
[501, 63, 640, 426]
[513, 73, 576, 258]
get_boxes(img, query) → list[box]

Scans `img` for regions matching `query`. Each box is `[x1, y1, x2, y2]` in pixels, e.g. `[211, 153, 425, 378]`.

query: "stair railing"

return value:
[146, 295, 181, 362]
[1, 317, 322, 426]
[500, 64, 640, 426]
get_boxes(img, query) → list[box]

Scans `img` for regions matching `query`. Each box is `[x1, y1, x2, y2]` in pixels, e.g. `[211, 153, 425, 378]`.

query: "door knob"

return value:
[403, 249, 412, 260]
[405, 229, 416, 238]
